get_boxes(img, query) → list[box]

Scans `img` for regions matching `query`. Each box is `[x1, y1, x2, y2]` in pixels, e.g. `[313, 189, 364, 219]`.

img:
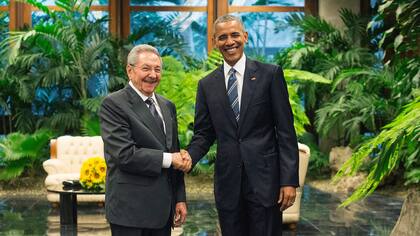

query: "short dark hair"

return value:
[213, 15, 246, 36]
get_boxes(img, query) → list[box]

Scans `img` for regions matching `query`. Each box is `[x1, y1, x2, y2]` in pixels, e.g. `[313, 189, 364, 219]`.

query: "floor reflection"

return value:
[0, 186, 402, 236]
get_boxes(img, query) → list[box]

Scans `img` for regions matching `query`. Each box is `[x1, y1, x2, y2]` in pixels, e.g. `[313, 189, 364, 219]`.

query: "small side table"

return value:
[47, 185, 105, 234]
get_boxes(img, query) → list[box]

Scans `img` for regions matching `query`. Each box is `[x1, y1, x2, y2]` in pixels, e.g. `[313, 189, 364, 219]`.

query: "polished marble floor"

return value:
[0, 186, 402, 235]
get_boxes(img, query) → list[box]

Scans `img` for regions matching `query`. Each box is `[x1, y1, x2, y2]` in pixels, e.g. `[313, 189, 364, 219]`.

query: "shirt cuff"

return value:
[162, 153, 172, 168]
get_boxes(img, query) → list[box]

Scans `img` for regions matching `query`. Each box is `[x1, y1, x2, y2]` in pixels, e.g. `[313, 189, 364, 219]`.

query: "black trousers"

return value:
[217, 166, 282, 236]
[110, 218, 171, 236]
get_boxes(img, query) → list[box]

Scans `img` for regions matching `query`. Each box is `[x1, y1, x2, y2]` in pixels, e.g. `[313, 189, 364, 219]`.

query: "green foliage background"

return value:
[276, 1, 419, 205]
[0, 0, 418, 206]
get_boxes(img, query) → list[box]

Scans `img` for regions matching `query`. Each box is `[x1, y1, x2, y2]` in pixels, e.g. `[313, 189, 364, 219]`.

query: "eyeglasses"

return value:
[130, 64, 162, 74]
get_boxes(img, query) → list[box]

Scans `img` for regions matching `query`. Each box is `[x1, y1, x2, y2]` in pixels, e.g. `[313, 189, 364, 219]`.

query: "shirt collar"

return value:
[223, 53, 246, 77]
[129, 81, 157, 104]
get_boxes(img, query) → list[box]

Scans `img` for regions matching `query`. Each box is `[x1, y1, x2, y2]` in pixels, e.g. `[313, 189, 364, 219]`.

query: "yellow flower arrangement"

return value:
[80, 157, 106, 191]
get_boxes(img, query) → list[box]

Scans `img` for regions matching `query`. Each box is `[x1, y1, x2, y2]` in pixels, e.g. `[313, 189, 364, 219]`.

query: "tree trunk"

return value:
[390, 189, 420, 236]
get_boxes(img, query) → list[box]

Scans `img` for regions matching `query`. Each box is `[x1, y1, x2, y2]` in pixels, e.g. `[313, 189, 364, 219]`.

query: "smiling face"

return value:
[127, 51, 162, 97]
[213, 20, 248, 66]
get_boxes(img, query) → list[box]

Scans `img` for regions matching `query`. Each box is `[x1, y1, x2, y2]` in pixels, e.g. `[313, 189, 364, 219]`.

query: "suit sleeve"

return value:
[172, 103, 186, 202]
[187, 80, 216, 168]
[271, 66, 300, 187]
[99, 96, 163, 177]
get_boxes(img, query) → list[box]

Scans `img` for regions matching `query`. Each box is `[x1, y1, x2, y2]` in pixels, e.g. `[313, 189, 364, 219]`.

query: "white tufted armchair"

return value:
[43, 136, 105, 204]
[282, 143, 310, 229]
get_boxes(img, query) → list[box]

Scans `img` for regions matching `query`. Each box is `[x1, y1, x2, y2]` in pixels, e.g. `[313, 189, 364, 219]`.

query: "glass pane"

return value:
[130, 0, 207, 6]
[229, 0, 304, 7]
[0, 11, 8, 43]
[38, 0, 108, 5]
[232, 12, 303, 60]
[93, 0, 109, 5]
[130, 11, 207, 59]
[0, 0, 8, 6]
[32, 11, 109, 30]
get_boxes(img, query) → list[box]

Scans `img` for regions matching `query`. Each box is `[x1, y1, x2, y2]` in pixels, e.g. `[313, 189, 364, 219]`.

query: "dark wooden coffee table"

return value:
[47, 185, 105, 228]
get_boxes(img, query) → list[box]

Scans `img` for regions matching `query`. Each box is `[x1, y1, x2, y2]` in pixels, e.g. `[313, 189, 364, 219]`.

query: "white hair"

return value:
[127, 44, 161, 66]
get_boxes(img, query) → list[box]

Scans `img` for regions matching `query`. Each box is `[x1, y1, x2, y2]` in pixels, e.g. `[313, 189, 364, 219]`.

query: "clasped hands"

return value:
[171, 149, 192, 172]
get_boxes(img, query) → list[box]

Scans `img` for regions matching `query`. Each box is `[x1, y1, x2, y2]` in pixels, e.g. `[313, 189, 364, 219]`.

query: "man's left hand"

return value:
[278, 186, 296, 211]
[174, 202, 187, 227]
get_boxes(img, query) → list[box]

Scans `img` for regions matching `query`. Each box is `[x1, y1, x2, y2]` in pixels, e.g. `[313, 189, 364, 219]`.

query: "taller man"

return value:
[99, 44, 190, 236]
[185, 15, 299, 235]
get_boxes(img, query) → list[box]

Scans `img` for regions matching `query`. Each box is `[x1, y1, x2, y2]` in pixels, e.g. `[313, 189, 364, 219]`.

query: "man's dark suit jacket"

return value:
[187, 58, 299, 210]
[99, 85, 186, 229]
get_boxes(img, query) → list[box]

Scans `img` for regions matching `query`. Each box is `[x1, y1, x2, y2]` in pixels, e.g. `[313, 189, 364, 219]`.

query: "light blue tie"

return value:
[228, 68, 240, 122]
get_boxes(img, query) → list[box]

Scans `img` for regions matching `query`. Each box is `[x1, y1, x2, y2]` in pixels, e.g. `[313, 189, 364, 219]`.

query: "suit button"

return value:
[238, 138, 242, 143]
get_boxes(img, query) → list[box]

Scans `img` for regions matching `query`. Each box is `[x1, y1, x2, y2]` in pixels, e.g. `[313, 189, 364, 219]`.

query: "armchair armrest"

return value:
[43, 159, 66, 175]
[297, 143, 310, 187]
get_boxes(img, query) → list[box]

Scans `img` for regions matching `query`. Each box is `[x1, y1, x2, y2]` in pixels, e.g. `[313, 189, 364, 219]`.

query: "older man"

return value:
[184, 15, 299, 235]
[99, 44, 191, 236]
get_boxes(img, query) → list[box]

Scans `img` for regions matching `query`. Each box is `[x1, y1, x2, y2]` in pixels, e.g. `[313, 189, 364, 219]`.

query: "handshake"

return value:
[171, 150, 192, 172]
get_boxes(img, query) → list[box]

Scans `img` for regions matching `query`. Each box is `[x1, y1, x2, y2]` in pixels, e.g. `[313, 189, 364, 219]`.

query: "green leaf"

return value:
[80, 114, 101, 136]
[405, 169, 420, 185]
[395, 3, 408, 20]
[284, 69, 331, 84]
[378, 0, 393, 14]
[394, 34, 403, 49]
[334, 97, 420, 206]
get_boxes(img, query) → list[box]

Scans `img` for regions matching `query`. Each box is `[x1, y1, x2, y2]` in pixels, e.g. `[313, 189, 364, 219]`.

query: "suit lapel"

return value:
[238, 59, 258, 130]
[125, 86, 166, 146]
[156, 95, 172, 149]
[214, 65, 238, 128]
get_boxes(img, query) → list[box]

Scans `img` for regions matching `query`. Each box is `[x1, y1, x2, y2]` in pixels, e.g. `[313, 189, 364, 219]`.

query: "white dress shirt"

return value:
[223, 53, 246, 108]
[129, 81, 172, 168]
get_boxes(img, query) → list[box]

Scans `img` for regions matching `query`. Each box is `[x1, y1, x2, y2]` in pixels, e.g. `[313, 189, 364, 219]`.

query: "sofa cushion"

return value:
[56, 136, 104, 173]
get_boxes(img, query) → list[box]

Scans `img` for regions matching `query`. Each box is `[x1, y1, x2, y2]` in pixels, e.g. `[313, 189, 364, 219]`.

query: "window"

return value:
[5, 0, 317, 59]
[131, 0, 206, 6]
[228, 0, 304, 59]
[231, 12, 303, 59]
[229, 0, 304, 7]
[30, 0, 109, 29]
[0, 0, 8, 40]
[130, 11, 208, 59]
[129, 0, 211, 59]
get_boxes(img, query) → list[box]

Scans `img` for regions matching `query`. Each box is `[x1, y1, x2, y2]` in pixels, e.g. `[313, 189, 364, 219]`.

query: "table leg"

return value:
[59, 192, 78, 225]
[60, 225, 77, 236]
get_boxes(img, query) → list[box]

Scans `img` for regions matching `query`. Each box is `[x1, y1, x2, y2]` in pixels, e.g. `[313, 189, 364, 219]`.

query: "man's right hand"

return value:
[180, 150, 192, 172]
[171, 152, 191, 172]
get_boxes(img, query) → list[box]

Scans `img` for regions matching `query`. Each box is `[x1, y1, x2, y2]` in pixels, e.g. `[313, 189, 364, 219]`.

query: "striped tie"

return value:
[227, 68, 240, 122]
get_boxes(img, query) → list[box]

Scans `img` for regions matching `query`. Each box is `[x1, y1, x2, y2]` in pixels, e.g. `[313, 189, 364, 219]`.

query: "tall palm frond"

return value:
[0, 129, 52, 180]
[284, 69, 330, 135]
[315, 90, 384, 144]
[129, 12, 188, 63]
[339, 8, 369, 43]
[334, 96, 420, 206]
[1, 0, 113, 134]
[80, 97, 104, 114]
[80, 114, 100, 136]
[14, 107, 36, 133]
[284, 13, 337, 37]
[48, 110, 80, 132]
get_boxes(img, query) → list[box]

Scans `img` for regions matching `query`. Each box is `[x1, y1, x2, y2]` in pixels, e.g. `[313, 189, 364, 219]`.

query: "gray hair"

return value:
[213, 15, 246, 35]
[127, 44, 161, 66]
